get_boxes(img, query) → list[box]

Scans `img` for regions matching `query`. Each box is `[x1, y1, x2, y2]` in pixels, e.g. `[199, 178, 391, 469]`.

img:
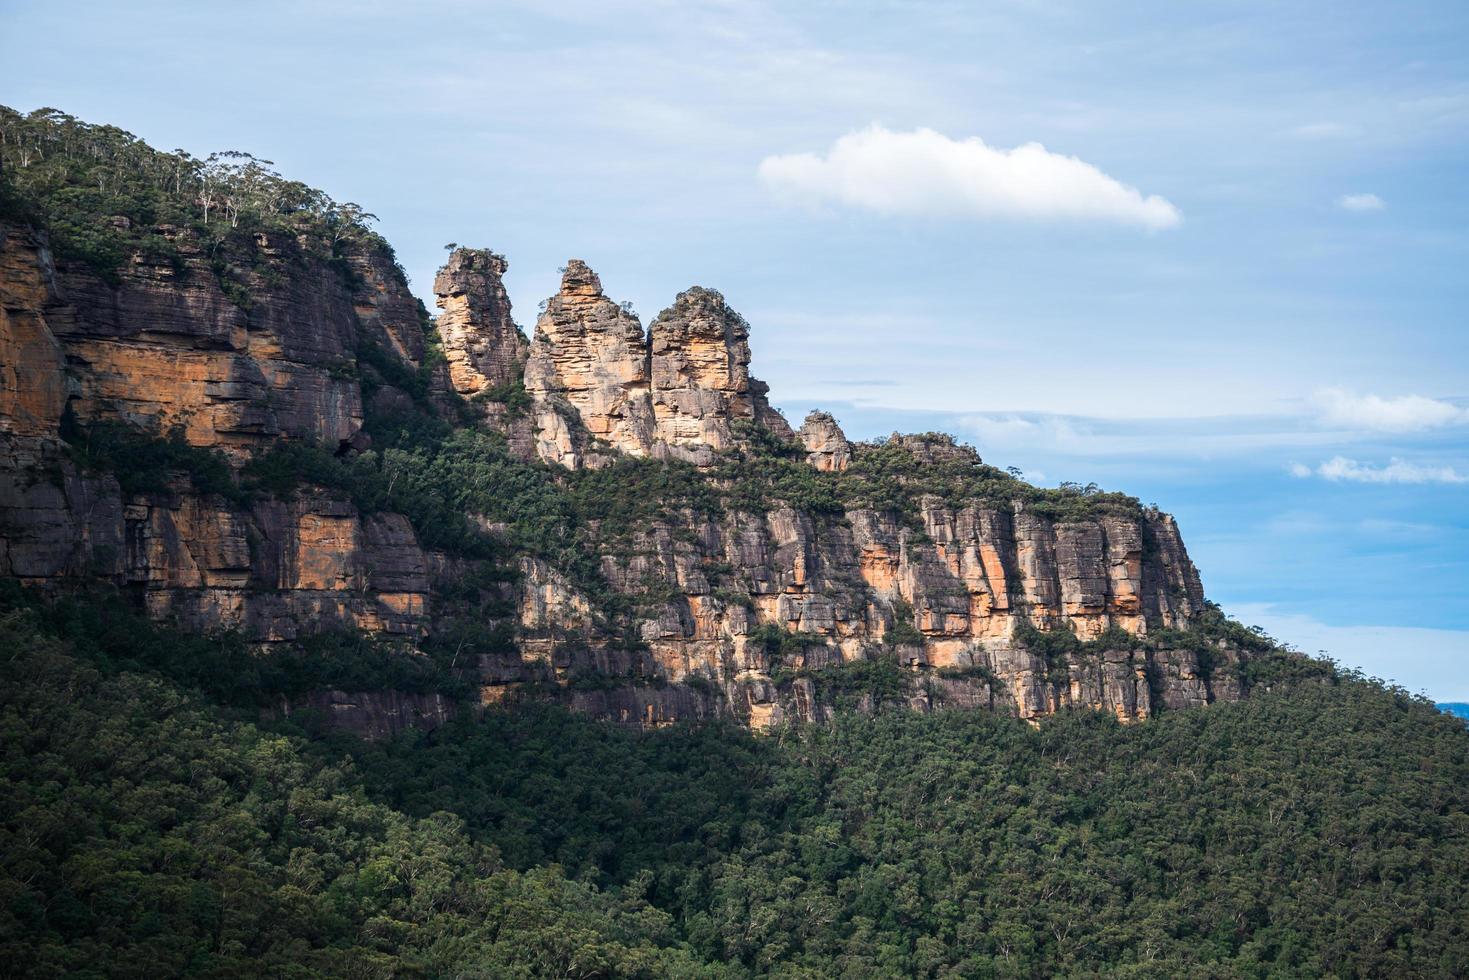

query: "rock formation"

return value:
[521, 262, 792, 468]
[433, 247, 526, 396]
[523, 260, 656, 468]
[648, 287, 792, 464]
[799, 411, 850, 472]
[0, 218, 1248, 735]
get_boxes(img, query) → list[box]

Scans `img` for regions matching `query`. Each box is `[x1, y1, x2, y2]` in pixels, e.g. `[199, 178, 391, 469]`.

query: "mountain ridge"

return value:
[1, 105, 1269, 734]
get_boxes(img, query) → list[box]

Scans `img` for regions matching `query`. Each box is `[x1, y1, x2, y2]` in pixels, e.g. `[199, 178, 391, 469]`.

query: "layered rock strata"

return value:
[39, 224, 424, 455]
[505, 482, 1221, 728]
[433, 247, 526, 396]
[799, 411, 851, 472]
[0, 223, 1245, 733]
[521, 262, 791, 467]
[523, 260, 656, 468]
[648, 286, 793, 464]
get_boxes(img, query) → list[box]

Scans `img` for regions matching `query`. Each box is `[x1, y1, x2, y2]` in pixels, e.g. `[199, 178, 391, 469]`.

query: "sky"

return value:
[3, 0, 1466, 698]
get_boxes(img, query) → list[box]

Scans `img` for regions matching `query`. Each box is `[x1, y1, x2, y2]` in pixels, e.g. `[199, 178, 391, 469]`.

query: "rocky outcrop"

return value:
[524, 260, 656, 468]
[648, 287, 792, 464]
[799, 411, 850, 472]
[434, 247, 526, 396]
[522, 261, 791, 467]
[0, 219, 1249, 735]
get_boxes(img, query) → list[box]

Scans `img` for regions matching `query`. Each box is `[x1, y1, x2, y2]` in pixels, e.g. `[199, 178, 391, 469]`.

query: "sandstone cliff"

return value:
[517, 261, 792, 468]
[0, 219, 437, 641]
[0, 211, 1249, 734]
[648, 286, 794, 464]
[433, 247, 526, 396]
[524, 260, 656, 468]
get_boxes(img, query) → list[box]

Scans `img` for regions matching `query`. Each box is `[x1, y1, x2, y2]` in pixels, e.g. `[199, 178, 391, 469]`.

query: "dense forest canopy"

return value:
[3, 589, 1466, 978]
[0, 104, 389, 280]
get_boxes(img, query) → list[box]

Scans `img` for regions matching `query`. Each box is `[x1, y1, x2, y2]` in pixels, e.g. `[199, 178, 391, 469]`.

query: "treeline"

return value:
[0, 104, 387, 280]
[2, 591, 1466, 977]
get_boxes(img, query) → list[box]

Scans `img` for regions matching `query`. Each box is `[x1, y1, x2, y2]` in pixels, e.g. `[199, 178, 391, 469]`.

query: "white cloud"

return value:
[1291, 456, 1469, 485]
[960, 414, 1084, 449]
[1312, 387, 1469, 432]
[758, 125, 1182, 230]
[1227, 603, 1469, 701]
[1337, 192, 1385, 211]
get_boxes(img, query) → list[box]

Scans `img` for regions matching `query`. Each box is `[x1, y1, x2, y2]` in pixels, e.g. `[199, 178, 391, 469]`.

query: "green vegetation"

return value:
[799, 652, 916, 711]
[472, 376, 534, 415]
[3, 593, 1467, 977]
[714, 421, 1148, 531]
[884, 599, 926, 647]
[60, 411, 247, 505]
[0, 104, 389, 284]
[749, 622, 829, 661]
[0, 606, 718, 977]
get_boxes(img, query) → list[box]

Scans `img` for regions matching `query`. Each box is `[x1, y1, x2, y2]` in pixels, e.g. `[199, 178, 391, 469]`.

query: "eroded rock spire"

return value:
[433, 247, 526, 396]
[523, 260, 656, 468]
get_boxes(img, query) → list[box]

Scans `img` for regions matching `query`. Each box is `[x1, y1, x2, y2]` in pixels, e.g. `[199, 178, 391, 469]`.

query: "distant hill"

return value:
[1439, 702, 1469, 720]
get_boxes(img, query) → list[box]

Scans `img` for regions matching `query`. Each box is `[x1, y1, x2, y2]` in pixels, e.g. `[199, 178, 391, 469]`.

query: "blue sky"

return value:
[3, 0, 1466, 697]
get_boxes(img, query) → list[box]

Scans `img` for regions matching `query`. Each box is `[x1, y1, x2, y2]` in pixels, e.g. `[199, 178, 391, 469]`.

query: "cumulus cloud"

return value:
[1312, 388, 1469, 432]
[1291, 456, 1469, 485]
[1337, 192, 1385, 212]
[758, 125, 1182, 230]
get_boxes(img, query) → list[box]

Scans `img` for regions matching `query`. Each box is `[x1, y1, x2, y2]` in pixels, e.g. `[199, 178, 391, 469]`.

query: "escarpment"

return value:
[0, 220, 436, 639]
[0, 125, 1259, 734]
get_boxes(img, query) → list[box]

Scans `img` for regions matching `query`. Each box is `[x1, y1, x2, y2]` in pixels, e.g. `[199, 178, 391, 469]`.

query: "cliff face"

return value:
[0, 218, 1247, 733]
[524, 260, 657, 468]
[504, 476, 1221, 729]
[0, 221, 434, 639]
[42, 224, 401, 454]
[433, 247, 526, 396]
[519, 262, 792, 468]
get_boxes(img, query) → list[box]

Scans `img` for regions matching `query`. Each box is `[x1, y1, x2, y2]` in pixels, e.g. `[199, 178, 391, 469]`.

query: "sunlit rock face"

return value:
[0, 220, 1242, 735]
[799, 411, 851, 472]
[647, 286, 792, 464]
[523, 262, 791, 468]
[434, 247, 526, 397]
[523, 260, 656, 468]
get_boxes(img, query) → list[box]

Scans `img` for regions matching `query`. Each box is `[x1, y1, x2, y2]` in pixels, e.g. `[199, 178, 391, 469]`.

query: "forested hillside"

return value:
[3, 590, 1467, 978]
[4, 105, 1468, 979]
